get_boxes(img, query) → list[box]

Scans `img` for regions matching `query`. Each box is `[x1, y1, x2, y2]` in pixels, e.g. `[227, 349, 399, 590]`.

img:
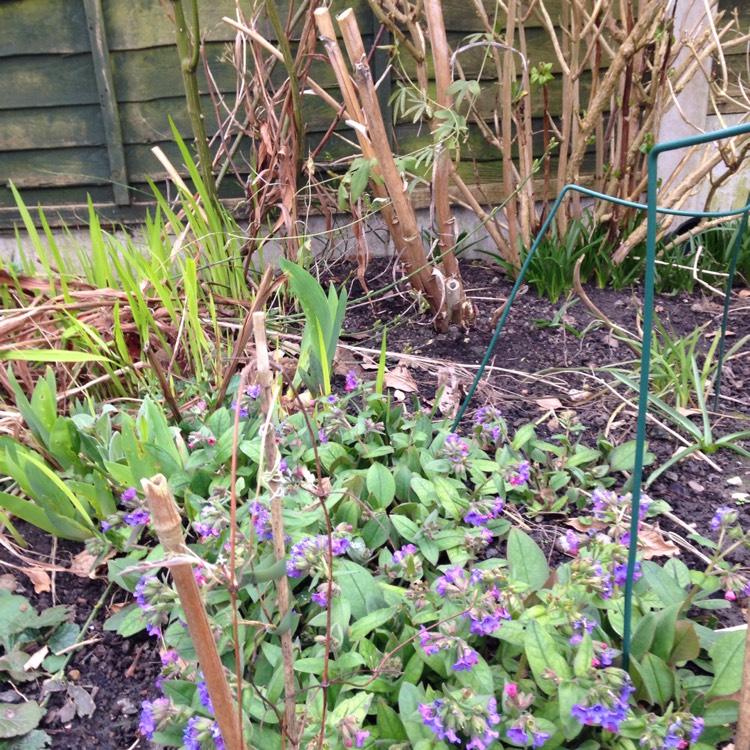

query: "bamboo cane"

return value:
[336, 8, 447, 326]
[313, 7, 410, 285]
[141, 475, 244, 750]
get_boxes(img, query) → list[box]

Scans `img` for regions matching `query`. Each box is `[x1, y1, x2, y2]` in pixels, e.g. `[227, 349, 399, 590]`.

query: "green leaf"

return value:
[0, 350, 115, 364]
[707, 629, 746, 698]
[103, 604, 146, 638]
[668, 620, 700, 666]
[512, 423, 535, 450]
[524, 619, 571, 694]
[398, 682, 432, 746]
[631, 653, 675, 708]
[573, 633, 594, 677]
[294, 657, 326, 673]
[366, 463, 395, 510]
[629, 612, 657, 661]
[641, 560, 686, 606]
[0, 729, 51, 749]
[390, 515, 419, 542]
[336, 561, 383, 619]
[409, 476, 436, 507]
[0, 702, 43, 739]
[558, 682, 587, 739]
[349, 608, 398, 640]
[702, 699, 739, 726]
[651, 604, 680, 661]
[377, 699, 407, 741]
[507, 529, 549, 590]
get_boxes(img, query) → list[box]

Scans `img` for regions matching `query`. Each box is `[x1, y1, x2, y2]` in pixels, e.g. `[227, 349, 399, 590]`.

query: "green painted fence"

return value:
[0, 0, 746, 229]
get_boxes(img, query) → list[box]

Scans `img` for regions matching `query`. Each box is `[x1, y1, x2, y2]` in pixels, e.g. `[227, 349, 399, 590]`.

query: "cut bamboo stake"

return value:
[252, 311, 299, 749]
[313, 7, 409, 275]
[423, 0, 466, 323]
[141, 474, 244, 750]
[336, 8, 447, 327]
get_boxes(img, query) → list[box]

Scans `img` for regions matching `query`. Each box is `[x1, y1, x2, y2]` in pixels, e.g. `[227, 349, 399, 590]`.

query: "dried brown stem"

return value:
[252, 311, 299, 749]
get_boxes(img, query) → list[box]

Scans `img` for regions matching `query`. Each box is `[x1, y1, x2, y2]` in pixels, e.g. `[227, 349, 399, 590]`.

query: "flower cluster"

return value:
[440, 433, 471, 472]
[571, 669, 635, 733]
[101, 487, 151, 533]
[638, 711, 704, 749]
[418, 627, 479, 672]
[193, 502, 229, 542]
[337, 714, 369, 748]
[419, 694, 501, 750]
[508, 460, 531, 487]
[710, 506, 737, 531]
[286, 528, 351, 578]
[473, 405, 508, 445]
[248, 501, 272, 542]
[464, 496, 504, 526]
[184, 716, 225, 750]
[135, 575, 178, 638]
[389, 544, 423, 581]
[345, 370, 359, 393]
[187, 428, 217, 451]
[231, 383, 261, 419]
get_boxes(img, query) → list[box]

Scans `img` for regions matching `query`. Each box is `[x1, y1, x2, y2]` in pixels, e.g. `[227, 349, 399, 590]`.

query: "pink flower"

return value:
[725, 590, 737, 601]
[505, 682, 518, 698]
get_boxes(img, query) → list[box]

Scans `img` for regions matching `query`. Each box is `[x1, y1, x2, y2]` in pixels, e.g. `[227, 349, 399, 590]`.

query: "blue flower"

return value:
[452, 647, 479, 671]
[183, 717, 201, 750]
[506, 725, 529, 744]
[121, 487, 137, 503]
[124, 509, 150, 527]
[197, 679, 213, 713]
[139, 700, 157, 739]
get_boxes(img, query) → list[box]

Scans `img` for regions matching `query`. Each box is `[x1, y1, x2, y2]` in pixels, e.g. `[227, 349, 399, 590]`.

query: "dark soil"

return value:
[0, 525, 161, 750]
[2, 257, 749, 747]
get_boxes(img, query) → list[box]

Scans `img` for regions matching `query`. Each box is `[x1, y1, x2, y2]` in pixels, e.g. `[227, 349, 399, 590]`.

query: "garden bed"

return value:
[1, 261, 749, 749]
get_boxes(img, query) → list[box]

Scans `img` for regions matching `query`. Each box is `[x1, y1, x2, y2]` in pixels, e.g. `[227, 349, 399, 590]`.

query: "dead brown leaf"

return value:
[68, 550, 101, 578]
[639, 524, 680, 559]
[0, 573, 18, 591]
[24, 567, 51, 594]
[383, 365, 418, 393]
[435, 367, 462, 418]
[536, 397, 563, 410]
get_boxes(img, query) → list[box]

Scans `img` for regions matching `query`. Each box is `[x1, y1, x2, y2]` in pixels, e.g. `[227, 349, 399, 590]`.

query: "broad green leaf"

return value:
[629, 612, 656, 661]
[707, 629, 746, 698]
[409, 476, 436, 507]
[0, 701, 43, 739]
[651, 604, 680, 661]
[349, 608, 397, 639]
[336, 561, 383, 618]
[329, 693, 372, 726]
[377, 699, 408, 741]
[641, 560, 686, 606]
[508, 529, 549, 590]
[512, 423, 535, 449]
[524, 619, 571, 694]
[390, 515, 420, 542]
[702, 699, 739, 726]
[294, 657, 326, 673]
[0, 728, 51, 749]
[668, 620, 700, 666]
[558, 682, 587, 739]
[366, 463, 395, 510]
[632, 653, 676, 708]
[573, 633, 594, 677]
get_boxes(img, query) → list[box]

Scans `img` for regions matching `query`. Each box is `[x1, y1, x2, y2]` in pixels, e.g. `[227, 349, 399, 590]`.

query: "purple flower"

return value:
[160, 650, 179, 666]
[435, 565, 464, 595]
[249, 501, 272, 542]
[560, 529, 579, 555]
[183, 717, 201, 750]
[354, 729, 369, 748]
[326, 395, 337, 404]
[392, 544, 417, 565]
[139, 700, 157, 739]
[345, 371, 358, 392]
[710, 506, 735, 530]
[452, 647, 479, 671]
[286, 535, 350, 578]
[122, 487, 137, 503]
[211, 721, 225, 750]
[532, 731, 551, 747]
[509, 461, 530, 486]
[318, 429, 329, 444]
[194, 521, 219, 541]
[197, 680, 213, 713]
[230, 400, 249, 418]
[135, 575, 155, 611]
[614, 561, 641, 587]
[506, 725, 530, 744]
[689, 717, 704, 744]
[101, 521, 111, 532]
[124, 509, 150, 527]
[246, 383, 260, 399]
[311, 591, 327, 607]
[418, 700, 459, 744]
[464, 497, 504, 526]
[418, 628, 441, 656]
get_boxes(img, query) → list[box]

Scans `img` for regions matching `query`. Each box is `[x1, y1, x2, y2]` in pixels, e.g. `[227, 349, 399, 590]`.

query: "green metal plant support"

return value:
[453, 121, 750, 670]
